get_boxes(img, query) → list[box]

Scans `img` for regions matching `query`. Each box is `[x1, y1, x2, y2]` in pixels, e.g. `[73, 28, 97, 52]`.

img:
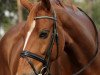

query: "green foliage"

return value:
[0, 0, 17, 30]
[92, 0, 100, 30]
[22, 8, 29, 21]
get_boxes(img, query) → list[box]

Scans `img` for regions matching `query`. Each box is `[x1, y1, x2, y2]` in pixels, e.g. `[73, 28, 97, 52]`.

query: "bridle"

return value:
[20, 8, 99, 75]
[20, 9, 59, 75]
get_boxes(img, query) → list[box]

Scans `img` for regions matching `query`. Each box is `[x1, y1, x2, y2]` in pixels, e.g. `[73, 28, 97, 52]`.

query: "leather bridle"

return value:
[20, 10, 59, 75]
[20, 8, 99, 75]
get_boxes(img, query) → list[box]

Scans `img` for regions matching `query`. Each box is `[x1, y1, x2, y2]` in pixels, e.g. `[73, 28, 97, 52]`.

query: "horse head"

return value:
[18, 0, 66, 75]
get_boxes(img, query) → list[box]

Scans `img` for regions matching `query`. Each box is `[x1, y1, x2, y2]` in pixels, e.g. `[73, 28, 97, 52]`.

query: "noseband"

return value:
[20, 10, 59, 75]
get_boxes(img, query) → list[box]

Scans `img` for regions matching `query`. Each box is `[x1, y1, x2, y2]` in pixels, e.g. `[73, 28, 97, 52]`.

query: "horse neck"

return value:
[56, 7, 95, 59]
[53, 6, 100, 74]
[99, 32, 100, 48]
[50, 51, 72, 75]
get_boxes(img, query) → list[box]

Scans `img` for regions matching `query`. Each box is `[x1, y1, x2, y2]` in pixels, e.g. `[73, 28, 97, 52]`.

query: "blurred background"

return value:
[0, 0, 100, 39]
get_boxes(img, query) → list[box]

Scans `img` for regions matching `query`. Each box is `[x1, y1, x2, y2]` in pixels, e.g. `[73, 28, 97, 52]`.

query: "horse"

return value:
[0, 0, 100, 75]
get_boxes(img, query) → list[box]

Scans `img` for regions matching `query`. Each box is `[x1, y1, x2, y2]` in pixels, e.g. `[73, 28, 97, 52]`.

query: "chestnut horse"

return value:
[0, 0, 100, 75]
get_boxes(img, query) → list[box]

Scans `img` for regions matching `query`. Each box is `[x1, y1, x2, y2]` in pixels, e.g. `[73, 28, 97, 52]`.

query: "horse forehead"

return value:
[36, 19, 53, 29]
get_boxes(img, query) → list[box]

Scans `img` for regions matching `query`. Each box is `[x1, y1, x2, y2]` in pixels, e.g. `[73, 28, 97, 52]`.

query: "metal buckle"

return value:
[39, 67, 47, 75]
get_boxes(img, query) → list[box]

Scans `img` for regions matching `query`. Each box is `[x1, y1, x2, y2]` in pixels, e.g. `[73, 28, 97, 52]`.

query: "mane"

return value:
[39, 0, 64, 7]
[54, 0, 64, 7]
[49, 0, 75, 8]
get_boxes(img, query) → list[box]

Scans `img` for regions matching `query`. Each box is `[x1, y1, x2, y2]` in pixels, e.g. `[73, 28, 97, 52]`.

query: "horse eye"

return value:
[39, 30, 49, 39]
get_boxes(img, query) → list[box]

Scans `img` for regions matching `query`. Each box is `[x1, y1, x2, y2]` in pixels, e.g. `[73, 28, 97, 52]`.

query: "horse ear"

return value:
[41, 0, 51, 10]
[20, 0, 33, 11]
